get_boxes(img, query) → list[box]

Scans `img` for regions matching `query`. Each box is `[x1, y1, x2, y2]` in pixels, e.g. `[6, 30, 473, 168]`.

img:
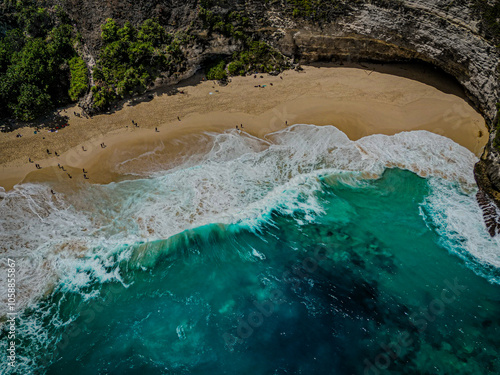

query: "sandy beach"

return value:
[0, 63, 488, 191]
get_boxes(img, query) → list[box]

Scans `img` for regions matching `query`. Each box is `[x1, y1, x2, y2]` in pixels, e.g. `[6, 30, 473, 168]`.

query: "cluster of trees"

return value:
[198, 7, 249, 41]
[91, 19, 185, 111]
[0, 2, 88, 121]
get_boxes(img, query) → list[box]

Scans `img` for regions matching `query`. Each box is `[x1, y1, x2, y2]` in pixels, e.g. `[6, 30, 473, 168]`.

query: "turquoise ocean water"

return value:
[0, 125, 499, 374]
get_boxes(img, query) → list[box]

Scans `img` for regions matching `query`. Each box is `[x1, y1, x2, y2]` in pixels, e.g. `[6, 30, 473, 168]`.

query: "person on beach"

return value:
[46, 149, 51, 155]
[84, 174, 89, 180]
[58, 163, 62, 169]
[82, 146, 86, 151]
[178, 116, 181, 121]
[240, 124, 244, 129]
[50, 189, 56, 195]
[67, 173, 72, 179]
[83, 168, 87, 173]
[29, 157, 33, 163]
[236, 125, 239, 130]
[155, 127, 159, 132]
[55, 151, 59, 157]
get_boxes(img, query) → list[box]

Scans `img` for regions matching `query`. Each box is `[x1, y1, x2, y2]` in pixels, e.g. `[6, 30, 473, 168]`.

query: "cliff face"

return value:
[57, 0, 500, 213]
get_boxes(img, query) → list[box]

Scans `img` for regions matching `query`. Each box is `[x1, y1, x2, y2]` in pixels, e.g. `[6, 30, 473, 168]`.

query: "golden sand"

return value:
[0, 63, 488, 191]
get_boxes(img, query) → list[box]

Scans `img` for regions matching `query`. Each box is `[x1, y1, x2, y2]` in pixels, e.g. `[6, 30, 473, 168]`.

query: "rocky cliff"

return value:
[56, 0, 500, 224]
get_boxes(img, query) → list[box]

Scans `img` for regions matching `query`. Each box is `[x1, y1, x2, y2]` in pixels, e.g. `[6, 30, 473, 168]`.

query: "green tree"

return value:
[48, 24, 74, 58]
[138, 19, 167, 47]
[16, 5, 53, 38]
[0, 3, 82, 120]
[11, 83, 52, 121]
[206, 59, 227, 80]
[118, 21, 137, 42]
[0, 29, 24, 73]
[101, 18, 120, 44]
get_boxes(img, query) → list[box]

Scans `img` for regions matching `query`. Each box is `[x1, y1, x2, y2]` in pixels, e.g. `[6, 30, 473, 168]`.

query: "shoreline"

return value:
[0, 63, 488, 191]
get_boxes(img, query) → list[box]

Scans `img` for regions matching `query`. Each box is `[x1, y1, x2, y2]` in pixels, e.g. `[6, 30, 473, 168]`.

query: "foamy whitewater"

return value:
[1, 125, 499, 374]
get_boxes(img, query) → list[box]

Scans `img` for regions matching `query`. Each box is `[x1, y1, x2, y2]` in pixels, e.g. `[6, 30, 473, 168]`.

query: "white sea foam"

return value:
[0, 124, 497, 318]
[421, 178, 500, 281]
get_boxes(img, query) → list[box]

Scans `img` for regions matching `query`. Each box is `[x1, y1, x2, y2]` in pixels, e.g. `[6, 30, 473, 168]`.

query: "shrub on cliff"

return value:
[229, 41, 290, 75]
[91, 18, 185, 110]
[206, 59, 227, 80]
[68, 56, 89, 101]
[199, 7, 249, 41]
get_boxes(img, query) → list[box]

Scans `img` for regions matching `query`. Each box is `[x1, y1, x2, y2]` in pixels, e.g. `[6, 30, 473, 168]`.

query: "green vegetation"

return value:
[199, 7, 249, 41]
[229, 41, 290, 75]
[206, 59, 227, 80]
[0, 1, 83, 121]
[198, 6, 290, 78]
[204, 41, 290, 80]
[68, 56, 89, 101]
[91, 18, 185, 111]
